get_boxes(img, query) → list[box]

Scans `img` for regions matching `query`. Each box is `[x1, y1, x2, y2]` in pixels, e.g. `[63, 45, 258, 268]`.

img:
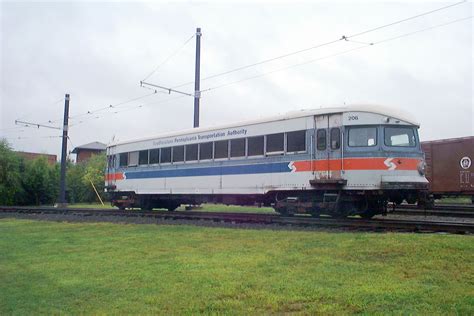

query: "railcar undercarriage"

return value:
[108, 189, 427, 218]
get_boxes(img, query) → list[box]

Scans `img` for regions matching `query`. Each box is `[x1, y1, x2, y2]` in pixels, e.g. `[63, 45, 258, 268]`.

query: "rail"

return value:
[0, 206, 472, 234]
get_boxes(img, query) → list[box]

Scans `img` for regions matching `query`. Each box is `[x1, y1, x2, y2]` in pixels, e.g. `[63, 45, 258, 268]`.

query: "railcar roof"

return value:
[109, 104, 419, 147]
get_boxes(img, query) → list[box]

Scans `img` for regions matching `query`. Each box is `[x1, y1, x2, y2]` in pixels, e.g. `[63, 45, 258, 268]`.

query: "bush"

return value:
[0, 138, 107, 205]
[0, 140, 23, 205]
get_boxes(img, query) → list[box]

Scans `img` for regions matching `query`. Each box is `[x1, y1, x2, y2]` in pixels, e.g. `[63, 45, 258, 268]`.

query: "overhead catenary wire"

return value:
[9, 97, 66, 128]
[67, 15, 472, 127]
[11, 90, 162, 132]
[171, 0, 468, 89]
[7, 2, 470, 135]
[9, 15, 470, 133]
[3, 135, 62, 141]
[201, 15, 473, 93]
[68, 91, 159, 121]
[141, 33, 195, 82]
[69, 95, 188, 128]
[346, 0, 467, 39]
[201, 45, 370, 92]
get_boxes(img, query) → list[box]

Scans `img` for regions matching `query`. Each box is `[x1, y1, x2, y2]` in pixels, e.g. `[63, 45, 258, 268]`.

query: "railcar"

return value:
[105, 104, 429, 218]
[421, 136, 474, 204]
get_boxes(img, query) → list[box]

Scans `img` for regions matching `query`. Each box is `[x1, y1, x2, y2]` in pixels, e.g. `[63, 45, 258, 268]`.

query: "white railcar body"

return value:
[105, 105, 428, 216]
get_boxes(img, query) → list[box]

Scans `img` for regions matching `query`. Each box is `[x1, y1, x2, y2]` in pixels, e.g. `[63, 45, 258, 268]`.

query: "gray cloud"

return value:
[1, 1, 472, 158]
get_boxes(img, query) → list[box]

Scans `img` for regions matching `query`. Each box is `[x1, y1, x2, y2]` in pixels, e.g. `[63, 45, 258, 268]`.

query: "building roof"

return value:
[16, 151, 57, 162]
[72, 141, 107, 154]
[110, 104, 419, 147]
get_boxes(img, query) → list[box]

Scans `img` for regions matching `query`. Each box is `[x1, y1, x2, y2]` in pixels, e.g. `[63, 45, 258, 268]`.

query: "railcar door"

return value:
[106, 146, 117, 188]
[314, 114, 343, 180]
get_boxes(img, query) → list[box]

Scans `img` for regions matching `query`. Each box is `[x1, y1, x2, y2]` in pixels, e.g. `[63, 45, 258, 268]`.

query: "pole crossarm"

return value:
[140, 81, 194, 97]
[14, 120, 62, 130]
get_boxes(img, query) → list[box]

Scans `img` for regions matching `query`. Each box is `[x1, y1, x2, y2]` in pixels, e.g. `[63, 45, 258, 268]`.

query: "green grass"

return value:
[1, 219, 473, 314]
[437, 197, 473, 204]
[68, 202, 115, 209]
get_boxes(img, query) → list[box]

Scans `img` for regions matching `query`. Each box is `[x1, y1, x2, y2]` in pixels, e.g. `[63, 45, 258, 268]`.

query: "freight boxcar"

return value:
[421, 136, 474, 203]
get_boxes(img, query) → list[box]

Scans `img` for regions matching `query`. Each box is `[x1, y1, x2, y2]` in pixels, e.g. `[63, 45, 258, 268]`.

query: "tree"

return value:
[22, 156, 58, 205]
[0, 139, 23, 205]
[67, 161, 88, 203]
[82, 153, 107, 203]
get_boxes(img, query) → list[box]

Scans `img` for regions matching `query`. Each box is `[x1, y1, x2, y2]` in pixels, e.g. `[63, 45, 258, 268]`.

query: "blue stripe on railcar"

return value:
[125, 161, 291, 179]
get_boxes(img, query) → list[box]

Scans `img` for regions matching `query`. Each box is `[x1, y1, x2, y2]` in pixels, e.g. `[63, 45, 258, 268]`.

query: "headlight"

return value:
[417, 161, 426, 176]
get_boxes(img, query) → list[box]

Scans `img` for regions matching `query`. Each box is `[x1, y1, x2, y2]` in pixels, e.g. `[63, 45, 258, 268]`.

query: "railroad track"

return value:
[0, 206, 473, 234]
[393, 204, 474, 218]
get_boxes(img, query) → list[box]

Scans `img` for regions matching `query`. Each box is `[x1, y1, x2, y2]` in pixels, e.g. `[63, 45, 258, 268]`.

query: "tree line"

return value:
[0, 139, 106, 206]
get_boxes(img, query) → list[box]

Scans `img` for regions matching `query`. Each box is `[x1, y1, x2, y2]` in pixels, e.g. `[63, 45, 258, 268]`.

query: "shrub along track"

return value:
[1, 206, 473, 234]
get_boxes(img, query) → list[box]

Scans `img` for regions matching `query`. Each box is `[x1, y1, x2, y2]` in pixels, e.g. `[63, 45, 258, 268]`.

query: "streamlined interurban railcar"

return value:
[105, 105, 428, 217]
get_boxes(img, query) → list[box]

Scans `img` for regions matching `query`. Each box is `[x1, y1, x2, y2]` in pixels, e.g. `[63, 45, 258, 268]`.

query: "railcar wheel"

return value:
[359, 211, 376, 219]
[276, 209, 292, 217]
[274, 206, 293, 217]
[167, 203, 180, 211]
[392, 197, 403, 205]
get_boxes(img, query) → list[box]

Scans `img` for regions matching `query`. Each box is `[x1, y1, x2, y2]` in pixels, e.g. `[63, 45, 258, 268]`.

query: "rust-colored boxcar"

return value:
[422, 136, 474, 199]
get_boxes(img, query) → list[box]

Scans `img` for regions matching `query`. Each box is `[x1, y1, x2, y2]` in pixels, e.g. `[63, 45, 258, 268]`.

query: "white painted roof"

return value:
[110, 104, 419, 147]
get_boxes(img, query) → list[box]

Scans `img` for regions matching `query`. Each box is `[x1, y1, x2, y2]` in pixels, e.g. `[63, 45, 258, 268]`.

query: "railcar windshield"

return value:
[348, 126, 377, 147]
[384, 126, 416, 147]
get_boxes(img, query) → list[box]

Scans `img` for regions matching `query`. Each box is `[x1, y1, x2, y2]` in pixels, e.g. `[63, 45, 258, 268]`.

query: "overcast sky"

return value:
[1, 0, 472, 159]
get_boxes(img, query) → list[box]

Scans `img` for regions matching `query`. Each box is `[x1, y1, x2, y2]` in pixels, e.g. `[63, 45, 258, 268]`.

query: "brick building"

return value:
[72, 142, 106, 163]
[17, 151, 57, 165]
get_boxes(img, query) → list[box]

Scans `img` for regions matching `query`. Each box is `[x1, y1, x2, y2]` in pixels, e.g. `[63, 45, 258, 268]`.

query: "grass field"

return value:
[436, 197, 473, 204]
[1, 219, 473, 314]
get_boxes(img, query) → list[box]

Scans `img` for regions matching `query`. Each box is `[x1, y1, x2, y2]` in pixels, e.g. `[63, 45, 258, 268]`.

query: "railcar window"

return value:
[214, 140, 229, 159]
[248, 136, 264, 156]
[173, 146, 185, 163]
[149, 149, 159, 164]
[185, 144, 198, 161]
[287, 130, 306, 153]
[348, 126, 377, 147]
[384, 127, 416, 147]
[266, 133, 284, 154]
[317, 129, 326, 151]
[138, 150, 149, 165]
[161, 147, 171, 163]
[199, 142, 213, 160]
[128, 151, 139, 166]
[330, 128, 341, 150]
[119, 153, 128, 167]
[230, 138, 246, 158]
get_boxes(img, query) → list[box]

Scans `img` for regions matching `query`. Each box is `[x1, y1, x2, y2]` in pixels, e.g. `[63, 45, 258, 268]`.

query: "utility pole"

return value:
[141, 27, 202, 128]
[58, 94, 70, 207]
[193, 27, 201, 128]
